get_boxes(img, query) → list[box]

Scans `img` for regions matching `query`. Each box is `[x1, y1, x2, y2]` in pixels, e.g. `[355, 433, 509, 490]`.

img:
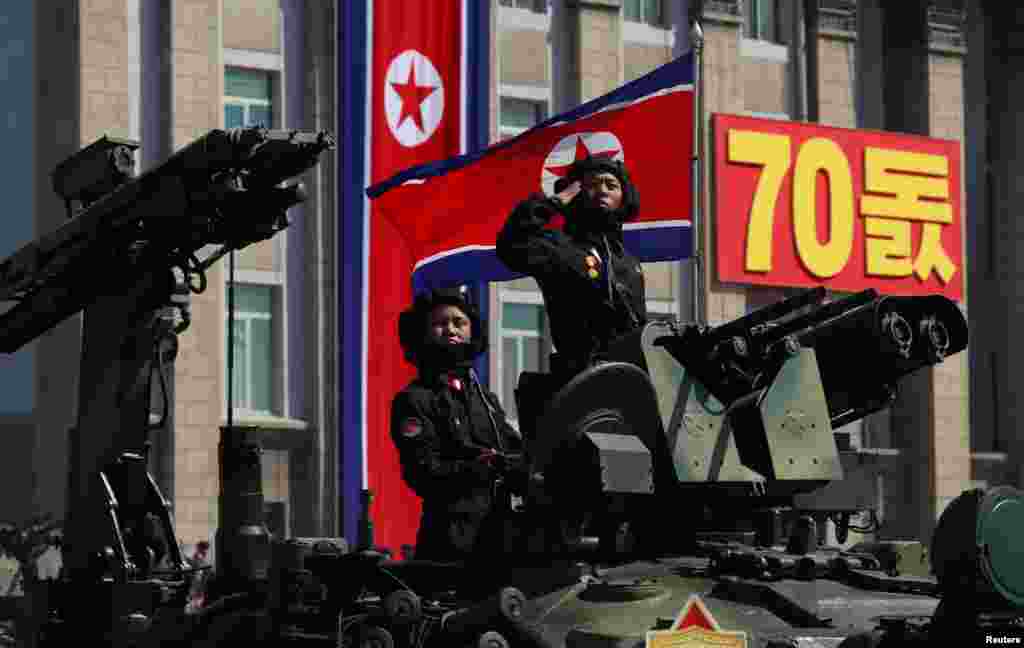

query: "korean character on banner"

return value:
[859, 147, 958, 284]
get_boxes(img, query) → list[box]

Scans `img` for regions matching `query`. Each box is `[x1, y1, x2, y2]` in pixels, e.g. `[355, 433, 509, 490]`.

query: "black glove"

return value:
[460, 450, 498, 484]
[506, 464, 544, 497]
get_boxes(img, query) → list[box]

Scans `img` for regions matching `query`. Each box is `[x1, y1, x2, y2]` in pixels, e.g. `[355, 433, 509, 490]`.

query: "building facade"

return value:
[0, 0, 992, 553]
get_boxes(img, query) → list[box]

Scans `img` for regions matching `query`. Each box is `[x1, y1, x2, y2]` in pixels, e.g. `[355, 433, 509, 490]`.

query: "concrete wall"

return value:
[223, 0, 280, 53]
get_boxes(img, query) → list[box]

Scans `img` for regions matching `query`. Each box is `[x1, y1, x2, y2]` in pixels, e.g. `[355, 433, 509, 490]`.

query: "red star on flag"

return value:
[545, 135, 621, 180]
[390, 60, 438, 133]
[671, 595, 721, 632]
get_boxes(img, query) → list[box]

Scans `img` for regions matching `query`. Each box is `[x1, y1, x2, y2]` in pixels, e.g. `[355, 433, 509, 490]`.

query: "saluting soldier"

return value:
[390, 289, 523, 562]
[496, 156, 647, 383]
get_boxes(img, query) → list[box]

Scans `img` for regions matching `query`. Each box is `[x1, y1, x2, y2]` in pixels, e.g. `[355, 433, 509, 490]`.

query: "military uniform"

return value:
[496, 159, 647, 379]
[391, 292, 522, 562]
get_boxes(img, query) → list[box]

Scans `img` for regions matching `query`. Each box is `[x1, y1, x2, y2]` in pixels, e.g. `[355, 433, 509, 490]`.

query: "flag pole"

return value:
[690, 19, 706, 328]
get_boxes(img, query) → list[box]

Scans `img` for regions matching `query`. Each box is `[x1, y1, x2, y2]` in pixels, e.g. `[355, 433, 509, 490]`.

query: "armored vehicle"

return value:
[243, 285, 1020, 648]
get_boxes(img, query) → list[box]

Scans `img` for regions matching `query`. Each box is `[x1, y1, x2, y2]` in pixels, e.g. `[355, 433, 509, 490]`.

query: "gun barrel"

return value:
[655, 289, 966, 429]
[702, 286, 828, 348]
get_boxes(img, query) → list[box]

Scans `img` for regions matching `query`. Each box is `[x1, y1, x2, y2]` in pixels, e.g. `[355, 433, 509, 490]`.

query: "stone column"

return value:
[304, 0, 338, 535]
[975, 2, 1024, 489]
[141, 0, 176, 504]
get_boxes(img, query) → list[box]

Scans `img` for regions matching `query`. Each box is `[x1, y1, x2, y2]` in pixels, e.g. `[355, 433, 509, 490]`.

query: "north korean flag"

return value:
[340, 1, 490, 556]
[368, 53, 696, 293]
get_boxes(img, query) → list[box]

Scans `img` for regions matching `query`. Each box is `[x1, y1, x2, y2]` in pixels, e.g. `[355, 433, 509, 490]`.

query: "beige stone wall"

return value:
[80, 1, 132, 143]
[817, 34, 857, 129]
[742, 59, 788, 115]
[172, 0, 224, 545]
[237, 239, 279, 273]
[223, 0, 280, 53]
[499, 29, 548, 87]
[625, 42, 672, 83]
[577, 4, 622, 101]
[703, 19, 747, 323]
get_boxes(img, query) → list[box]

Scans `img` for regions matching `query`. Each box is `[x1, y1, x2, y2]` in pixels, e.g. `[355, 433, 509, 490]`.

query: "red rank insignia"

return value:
[401, 417, 423, 438]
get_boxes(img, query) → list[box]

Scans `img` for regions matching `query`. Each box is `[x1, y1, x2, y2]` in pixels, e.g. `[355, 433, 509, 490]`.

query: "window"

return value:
[226, 284, 276, 415]
[499, 97, 547, 139]
[624, 0, 664, 27]
[224, 67, 275, 128]
[499, 301, 547, 421]
[744, 0, 784, 44]
[499, 0, 546, 12]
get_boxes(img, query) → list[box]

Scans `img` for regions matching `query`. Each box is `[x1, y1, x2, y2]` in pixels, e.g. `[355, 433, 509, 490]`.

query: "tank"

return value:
[242, 287, 1024, 648]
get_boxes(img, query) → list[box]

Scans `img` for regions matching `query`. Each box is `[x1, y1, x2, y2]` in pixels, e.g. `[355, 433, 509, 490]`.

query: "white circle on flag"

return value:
[540, 132, 625, 196]
[384, 50, 445, 148]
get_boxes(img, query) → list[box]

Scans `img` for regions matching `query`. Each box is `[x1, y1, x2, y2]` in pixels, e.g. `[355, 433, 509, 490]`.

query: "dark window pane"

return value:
[500, 97, 545, 130]
[503, 302, 542, 331]
[225, 68, 273, 101]
[248, 104, 272, 128]
[644, 0, 661, 25]
[228, 321, 248, 408]
[225, 104, 245, 129]
[624, 0, 642, 21]
[233, 284, 273, 315]
[251, 317, 273, 413]
[757, 0, 776, 41]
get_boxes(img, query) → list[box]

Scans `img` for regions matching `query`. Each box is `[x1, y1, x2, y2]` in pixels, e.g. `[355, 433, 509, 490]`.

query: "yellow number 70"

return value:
[727, 130, 854, 279]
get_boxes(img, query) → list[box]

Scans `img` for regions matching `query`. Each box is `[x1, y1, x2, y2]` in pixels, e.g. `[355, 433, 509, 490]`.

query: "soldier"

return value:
[496, 156, 646, 383]
[391, 289, 524, 562]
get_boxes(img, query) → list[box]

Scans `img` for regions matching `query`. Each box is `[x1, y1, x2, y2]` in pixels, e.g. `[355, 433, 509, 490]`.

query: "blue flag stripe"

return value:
[411, 223, 694, 294]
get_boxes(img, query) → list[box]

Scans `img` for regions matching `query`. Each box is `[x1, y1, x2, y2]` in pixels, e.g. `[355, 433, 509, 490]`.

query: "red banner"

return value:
[712, 113, 963, 301]
[368, 0, 464, 554]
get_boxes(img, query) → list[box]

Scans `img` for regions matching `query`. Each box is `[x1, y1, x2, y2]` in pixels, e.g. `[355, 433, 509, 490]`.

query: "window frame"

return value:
[498, 88, 550, 140]
[623, 0, 665, 28]
[225, 281, 281, 418]
[495, 290, 549, 424]
[220, 51, 290, 424]
[743, 0, 782, 43]
[223, 65, 278, 129]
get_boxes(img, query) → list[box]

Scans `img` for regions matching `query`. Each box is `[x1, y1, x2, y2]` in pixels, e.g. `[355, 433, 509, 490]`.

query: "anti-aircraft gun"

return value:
[0, 128, 333, 646]
[519, 286, 968, 554]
